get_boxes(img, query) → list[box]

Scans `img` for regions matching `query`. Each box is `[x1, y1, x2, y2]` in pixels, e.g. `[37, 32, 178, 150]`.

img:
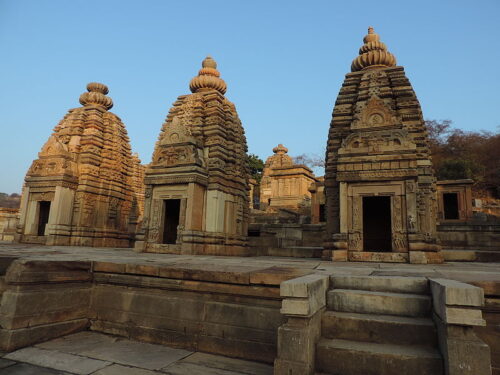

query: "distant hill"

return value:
[0, 193, 21, 208]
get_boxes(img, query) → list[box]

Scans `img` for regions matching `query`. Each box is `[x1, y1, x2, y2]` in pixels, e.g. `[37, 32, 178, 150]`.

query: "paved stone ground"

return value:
[0, 331, 274, 374]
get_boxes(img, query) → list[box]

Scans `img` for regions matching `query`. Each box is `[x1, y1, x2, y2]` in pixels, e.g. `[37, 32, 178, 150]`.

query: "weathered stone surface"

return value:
[328, 289, 431, 317]
[430, 278, 485, 307]
[0, 358, 15, 369]
[322, 311, 437, 346]
[91, 364, 160, 375]
[5, 260, 91, 283]
[435, 315, 492, 375]
[161, 362, 241, 375]
[5, 347, 110, 375]
[250, 267, 312, 286]
[37, 331, 192, 370]
[0, 363, 73, 375]
[281, 274, 329, 298]
[316, 338, 443, 375]
[0, 285, 91, 329]
[280, 274, 328, 317]
[434, 305, 486, 326]
[330, 275, 428, 294]
[0, 318, 89, 352]
[174, 352, 273, 375]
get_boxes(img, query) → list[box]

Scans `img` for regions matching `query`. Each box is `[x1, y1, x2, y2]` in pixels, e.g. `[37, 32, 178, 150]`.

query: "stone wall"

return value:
[438, 223, 500, 252]
[0, 208, 18, 242]
[0, 258, 287, 363]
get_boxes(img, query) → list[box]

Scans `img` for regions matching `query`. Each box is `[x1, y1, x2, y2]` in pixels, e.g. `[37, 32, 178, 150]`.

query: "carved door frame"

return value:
[346, 182, 408, 253]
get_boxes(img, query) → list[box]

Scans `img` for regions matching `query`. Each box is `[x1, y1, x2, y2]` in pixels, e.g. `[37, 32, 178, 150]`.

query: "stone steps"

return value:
[327, 289, 431, 317]
[330, 275, 429, 294]
[316, 338, 443, 375]
[321, 311, 437, 346]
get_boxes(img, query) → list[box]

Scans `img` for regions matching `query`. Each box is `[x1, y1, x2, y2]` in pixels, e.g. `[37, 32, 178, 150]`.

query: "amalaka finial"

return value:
[351, 27, 396, 72]
[272, 144, 288, 155]
[189, 55, 227, 95]
[79, 82, 113, 110]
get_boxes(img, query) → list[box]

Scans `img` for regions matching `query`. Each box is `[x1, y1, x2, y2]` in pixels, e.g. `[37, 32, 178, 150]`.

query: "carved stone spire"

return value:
[189, 56, 227, 95]
[351, 27, 397, 72]
[79, 82, 113, 110]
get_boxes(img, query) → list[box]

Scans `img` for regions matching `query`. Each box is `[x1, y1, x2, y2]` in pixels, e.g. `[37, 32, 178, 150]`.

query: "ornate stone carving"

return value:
[19, 82, 143, 247]
[325, 28, 440, 262]
[351, 96, 399, 129]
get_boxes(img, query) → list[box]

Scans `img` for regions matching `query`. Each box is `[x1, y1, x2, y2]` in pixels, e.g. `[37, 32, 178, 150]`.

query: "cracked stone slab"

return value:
[4, 347, 110, 375]
[38, 332, 193, 370]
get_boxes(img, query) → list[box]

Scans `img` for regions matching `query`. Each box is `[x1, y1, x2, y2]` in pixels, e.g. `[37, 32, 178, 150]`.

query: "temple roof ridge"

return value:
[189, 56, 227, 95]
[351, 27, 397, 72]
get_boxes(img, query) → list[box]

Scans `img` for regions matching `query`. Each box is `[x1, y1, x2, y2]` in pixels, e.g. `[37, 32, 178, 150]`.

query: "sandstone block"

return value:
[434, 305, 486, 326]
[330, 275, 428, 294]
[430, 278, 484, 307]
[280, 274, 328, 298]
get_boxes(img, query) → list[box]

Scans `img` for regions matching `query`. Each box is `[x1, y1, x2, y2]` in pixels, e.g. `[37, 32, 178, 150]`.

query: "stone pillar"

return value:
[430, 279, 492, 375]
[274, 274, 328, 375]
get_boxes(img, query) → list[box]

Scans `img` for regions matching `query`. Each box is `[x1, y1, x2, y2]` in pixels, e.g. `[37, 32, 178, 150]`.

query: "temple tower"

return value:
[137, 56, 250, 255]
[17, 83, 142, 247]
[324, 28, 442, 263]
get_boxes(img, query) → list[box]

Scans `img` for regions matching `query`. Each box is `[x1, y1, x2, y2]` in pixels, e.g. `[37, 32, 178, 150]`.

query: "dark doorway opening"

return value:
[162, 199, 181, 244]
[443, 193, 459, 220]
[319, 204, 326, 222]
[37, 201, 51, 236]
[363, 196, 392, 251]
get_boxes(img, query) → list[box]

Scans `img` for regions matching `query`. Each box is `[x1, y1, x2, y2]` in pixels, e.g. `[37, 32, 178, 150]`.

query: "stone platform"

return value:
[0, 243, 499, 373]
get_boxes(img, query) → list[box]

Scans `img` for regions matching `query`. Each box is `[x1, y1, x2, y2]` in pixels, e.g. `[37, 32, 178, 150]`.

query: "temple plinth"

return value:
[17, 83, 142, 247]
[136, 56, 250, 255]
[324, 28, 442, 263]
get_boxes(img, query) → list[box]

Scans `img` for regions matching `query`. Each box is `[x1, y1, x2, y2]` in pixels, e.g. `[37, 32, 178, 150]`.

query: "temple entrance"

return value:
[162, 199, 180, 244]
[37, 201, 51, 236]
[363, 196, 392, 251]
[443, 193, 459, 220]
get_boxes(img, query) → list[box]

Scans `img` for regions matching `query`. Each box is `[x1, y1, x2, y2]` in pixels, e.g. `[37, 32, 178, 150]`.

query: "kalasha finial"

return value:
[351, 27, 396, 72]
[189, 56, 227, 95]
[79, 82, 113, 110]
[272, 144, 288, 155]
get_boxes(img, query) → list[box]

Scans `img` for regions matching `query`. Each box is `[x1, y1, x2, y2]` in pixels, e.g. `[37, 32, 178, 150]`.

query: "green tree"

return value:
[247, 154, 265, 183]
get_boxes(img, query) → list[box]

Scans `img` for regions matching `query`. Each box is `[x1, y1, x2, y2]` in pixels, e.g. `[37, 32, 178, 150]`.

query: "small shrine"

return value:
[260, 144, 317, 213]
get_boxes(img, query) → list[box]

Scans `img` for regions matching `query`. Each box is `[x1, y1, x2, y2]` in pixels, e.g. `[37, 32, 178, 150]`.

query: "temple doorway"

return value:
[443, 193, 459, 220]
[37, 201, 51, 236]
[162, 199, 181, 244]
[363, 196, 392, 251]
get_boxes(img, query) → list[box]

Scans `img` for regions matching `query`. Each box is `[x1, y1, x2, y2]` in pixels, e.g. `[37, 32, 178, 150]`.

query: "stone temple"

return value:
[324, 27, 442, 264]
[0, 32, 497, 375]
[135, 56, 250, 255]
[260, 144, 317, 213]
[16, 83, 143, 247]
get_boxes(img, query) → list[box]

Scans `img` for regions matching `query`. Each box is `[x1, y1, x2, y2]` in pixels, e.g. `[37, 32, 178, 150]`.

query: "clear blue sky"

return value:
[1, 0, 499, 194]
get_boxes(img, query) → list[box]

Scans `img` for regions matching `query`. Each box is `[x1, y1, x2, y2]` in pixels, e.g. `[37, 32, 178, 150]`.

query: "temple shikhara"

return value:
[135, 56, 250, 255]
[16, 83, 143, 247]
[0, 29, 497, 375]
[324, 27, 442, 263]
